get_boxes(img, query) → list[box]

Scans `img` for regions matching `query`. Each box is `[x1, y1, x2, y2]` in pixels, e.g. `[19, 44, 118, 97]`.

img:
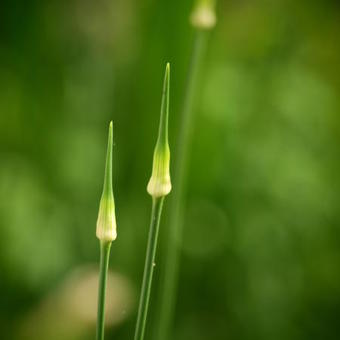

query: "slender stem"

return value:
[155, 30, 209, 340]
[134, 197, 165, 340]
[96, 240, 112, 340]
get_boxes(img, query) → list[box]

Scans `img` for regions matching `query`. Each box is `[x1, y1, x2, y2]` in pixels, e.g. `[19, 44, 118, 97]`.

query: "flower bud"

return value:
[147, 63, 172, 198]
[190, 0, 217, 30]
[96, 121, 117, 241]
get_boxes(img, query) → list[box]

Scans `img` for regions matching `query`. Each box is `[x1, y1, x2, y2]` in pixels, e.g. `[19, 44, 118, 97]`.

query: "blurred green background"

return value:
[1, 0, 340, 339]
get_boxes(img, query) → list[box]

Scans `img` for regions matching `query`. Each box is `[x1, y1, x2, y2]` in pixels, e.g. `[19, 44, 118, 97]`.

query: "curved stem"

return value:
[134, 197, 165, 340]
[96, 240, 112, 340]
[155, 30, 209, 340]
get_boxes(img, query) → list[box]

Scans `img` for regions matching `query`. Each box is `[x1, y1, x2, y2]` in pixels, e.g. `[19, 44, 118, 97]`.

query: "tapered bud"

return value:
[147, 63, 172, 198]
[96, 121, 117, 241]
[190, 0, 217, 30]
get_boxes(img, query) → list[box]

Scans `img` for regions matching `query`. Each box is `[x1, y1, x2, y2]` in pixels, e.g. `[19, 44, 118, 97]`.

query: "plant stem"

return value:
[134, 197, 165, 340]
[155, 30, 209, 340]
[96, 240, 112, 340]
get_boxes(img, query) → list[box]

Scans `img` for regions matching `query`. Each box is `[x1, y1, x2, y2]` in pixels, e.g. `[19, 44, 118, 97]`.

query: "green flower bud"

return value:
[147, 63, 172, 198]
[96, 121, 117, 241]
[190, 0, 217, 30]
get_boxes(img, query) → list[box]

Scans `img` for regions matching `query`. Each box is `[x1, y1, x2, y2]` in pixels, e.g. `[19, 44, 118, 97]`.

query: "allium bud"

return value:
[96, 121, 117, 241]
[190, 0, 217, 30]
[147, 63, 172, 198]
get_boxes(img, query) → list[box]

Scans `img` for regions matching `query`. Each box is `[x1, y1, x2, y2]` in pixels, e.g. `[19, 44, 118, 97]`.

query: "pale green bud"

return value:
[190, 0, 217, 30]
[96, 121, 117, 241]
[147, 63, 172, 198]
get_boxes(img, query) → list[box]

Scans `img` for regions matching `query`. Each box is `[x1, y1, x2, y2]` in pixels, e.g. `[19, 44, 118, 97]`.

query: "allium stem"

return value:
[96, 240, 112, 340]
[133, 197, 165, 340]
[96, 122, 116, 340]
[134, 63, 171, 340]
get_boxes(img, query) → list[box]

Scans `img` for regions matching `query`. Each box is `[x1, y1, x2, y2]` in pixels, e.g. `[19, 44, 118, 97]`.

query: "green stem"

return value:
[155, 30, 209, 340]
[134, 197, 165, 340]
[96, 240, 112, 340]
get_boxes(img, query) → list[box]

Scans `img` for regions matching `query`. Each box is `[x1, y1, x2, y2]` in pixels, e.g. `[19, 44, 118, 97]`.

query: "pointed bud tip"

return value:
[109, 121, 113, 139]
[164, 63, 170, 87]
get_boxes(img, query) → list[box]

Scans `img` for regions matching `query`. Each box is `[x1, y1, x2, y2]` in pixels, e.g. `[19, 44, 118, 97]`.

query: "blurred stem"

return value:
[155, 30, 209, 340]
[96, 240, 112, 340]
[134, 197, 165, 340]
